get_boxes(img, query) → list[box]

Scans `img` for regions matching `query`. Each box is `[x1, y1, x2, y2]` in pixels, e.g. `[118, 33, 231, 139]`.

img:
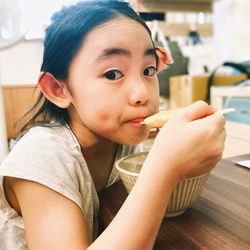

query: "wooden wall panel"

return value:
[2, 84, 40, 139]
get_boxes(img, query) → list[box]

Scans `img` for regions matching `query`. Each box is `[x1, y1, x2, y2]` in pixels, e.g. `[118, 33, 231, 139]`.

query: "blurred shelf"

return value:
[137, 0, 213, 12]
[157, 22, 213, 36]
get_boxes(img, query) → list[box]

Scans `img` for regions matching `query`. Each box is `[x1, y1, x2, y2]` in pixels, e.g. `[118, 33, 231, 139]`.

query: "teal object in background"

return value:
[224, 97, 250, 125]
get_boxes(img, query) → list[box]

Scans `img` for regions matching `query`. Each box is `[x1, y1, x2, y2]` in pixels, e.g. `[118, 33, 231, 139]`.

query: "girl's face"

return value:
[67, 16, 160, 145]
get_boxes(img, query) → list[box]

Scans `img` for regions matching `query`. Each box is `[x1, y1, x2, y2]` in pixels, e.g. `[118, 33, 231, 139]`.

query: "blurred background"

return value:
[1, 0, 250, 160]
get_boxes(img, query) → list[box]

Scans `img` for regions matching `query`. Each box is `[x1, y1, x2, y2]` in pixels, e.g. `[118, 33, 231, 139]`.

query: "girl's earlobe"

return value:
[38, 72, 71, 108]
[155, 47, 174, 73]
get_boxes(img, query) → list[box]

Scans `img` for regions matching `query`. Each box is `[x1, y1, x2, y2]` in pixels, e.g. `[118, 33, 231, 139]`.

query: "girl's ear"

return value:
[155, 47, 174, 73]
[38, 72, 71, 108]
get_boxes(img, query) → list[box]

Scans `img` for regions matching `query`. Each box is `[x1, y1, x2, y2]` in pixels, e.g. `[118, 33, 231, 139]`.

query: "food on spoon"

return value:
[141, 109, 179, 128]
[142, 107, 236, 128]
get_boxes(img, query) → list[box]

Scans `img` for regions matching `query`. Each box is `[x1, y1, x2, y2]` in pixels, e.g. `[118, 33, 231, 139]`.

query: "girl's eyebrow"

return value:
[95, 47, 157, 62]
[145, 48, 157, 58]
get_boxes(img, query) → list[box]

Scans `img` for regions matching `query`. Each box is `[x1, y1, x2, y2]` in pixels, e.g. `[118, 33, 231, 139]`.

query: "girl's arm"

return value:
[8, 177, 90, 249]
[90, 101, 225, 249]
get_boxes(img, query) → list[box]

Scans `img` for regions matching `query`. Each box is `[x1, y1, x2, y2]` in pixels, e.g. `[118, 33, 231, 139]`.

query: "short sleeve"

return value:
[0, 126, 85, 210]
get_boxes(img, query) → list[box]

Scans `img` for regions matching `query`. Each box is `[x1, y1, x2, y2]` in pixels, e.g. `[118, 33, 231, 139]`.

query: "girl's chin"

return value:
[117, 132, 150, 145]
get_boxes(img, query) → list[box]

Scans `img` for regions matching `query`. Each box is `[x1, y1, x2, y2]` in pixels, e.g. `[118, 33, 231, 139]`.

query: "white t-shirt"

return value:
[0, 123, 136, 250]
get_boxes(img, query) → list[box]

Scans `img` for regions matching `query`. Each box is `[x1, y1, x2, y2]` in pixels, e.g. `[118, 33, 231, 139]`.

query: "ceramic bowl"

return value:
[115, 152, 209, 217]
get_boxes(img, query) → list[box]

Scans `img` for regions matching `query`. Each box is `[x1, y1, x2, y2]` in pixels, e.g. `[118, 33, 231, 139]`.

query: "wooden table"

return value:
[99, 155, 250, 250]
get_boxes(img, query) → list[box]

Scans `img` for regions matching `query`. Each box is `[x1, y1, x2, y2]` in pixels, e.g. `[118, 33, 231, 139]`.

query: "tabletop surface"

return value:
[98, 154, 250, 250]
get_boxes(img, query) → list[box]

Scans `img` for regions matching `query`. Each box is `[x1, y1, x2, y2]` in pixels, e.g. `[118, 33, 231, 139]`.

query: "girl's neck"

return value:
[68, 118, 119, 191]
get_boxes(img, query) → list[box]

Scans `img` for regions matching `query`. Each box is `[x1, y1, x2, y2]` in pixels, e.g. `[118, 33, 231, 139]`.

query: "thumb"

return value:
[178, 101, 216, 122]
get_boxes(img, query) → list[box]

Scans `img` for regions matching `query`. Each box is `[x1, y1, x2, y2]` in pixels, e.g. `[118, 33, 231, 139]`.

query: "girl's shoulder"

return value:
[0, 124, 90, 230]
[0, 123, 87, 209]
[0, 123, 84, 186]
[18, 123, 79, 150]
[6, 122, 82, 161]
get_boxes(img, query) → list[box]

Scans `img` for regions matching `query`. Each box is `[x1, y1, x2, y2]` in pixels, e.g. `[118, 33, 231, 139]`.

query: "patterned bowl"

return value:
[115, 152, 210, 217]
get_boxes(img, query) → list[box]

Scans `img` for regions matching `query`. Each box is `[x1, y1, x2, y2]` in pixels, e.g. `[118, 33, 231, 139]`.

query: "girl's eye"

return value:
[104, 70, 123, 80]
[144, 66, 156, 76]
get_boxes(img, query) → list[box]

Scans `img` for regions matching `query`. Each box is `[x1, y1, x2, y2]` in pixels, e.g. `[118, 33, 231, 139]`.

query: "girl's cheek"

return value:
[94, 111, 116, 128]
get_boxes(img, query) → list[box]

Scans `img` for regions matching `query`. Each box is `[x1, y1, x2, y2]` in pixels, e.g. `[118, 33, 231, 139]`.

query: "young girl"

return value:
[0, 1, 226, 249]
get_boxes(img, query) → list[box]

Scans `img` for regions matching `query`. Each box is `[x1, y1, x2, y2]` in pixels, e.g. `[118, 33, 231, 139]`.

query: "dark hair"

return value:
[20, 0, 152, 133]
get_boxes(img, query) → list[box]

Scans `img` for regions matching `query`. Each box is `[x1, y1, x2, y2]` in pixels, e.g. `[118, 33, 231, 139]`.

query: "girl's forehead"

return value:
[92, 16, 145, 31]
[83, 16, 152, 49]
[69, 16, 154, 70]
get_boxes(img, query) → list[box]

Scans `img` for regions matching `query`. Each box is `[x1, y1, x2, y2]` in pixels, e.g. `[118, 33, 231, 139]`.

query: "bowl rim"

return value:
[115, 152, 146, 177]
[115, 151, 210, 179]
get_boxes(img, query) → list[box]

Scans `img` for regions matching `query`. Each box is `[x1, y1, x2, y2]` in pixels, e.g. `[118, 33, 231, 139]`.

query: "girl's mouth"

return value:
[129, 118, 145, 123]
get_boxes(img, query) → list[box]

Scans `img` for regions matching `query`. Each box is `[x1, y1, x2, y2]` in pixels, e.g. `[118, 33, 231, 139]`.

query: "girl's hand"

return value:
[148, 101, 226, 182]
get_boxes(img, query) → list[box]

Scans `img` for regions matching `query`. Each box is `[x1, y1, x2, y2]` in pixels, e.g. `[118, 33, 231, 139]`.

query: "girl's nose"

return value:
[128, 81, 150, 106]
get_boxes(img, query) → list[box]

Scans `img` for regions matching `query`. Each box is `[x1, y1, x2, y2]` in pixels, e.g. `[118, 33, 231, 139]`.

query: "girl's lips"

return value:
[128, 118, 146, 123]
